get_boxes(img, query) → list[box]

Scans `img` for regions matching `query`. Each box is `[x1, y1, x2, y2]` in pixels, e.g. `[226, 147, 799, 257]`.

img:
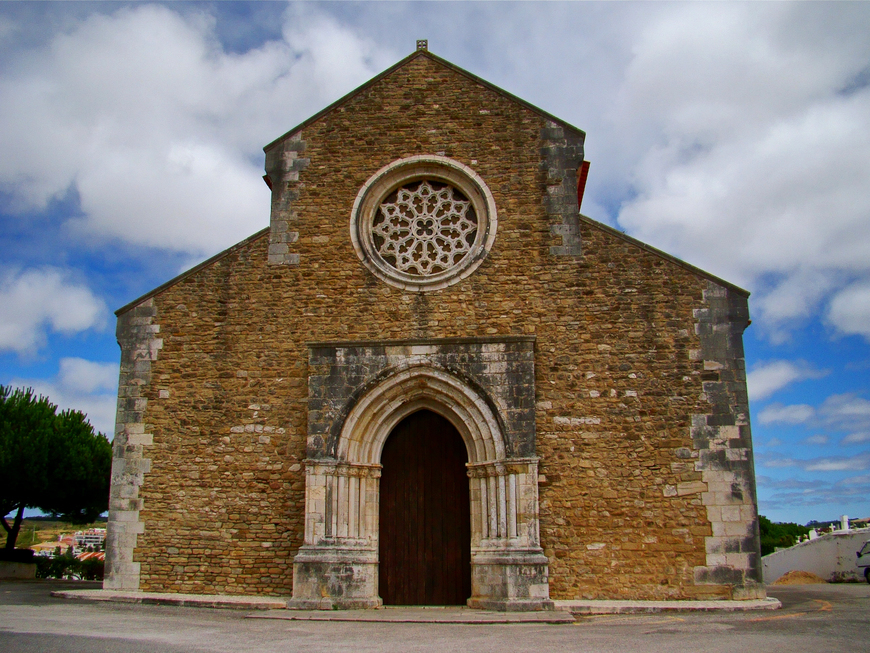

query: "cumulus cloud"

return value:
[805, 454, 870, 473]
[0, 4, 395, 257]
[827, 282, 870, 341]
[758, 403, 815, 425]
[843, 432, 870, 445]
[1, 1, 868, 343]
[612, 3, 870, 339]
[841, 473, 870, 486]
[752, 271, 843, 343]
[759, 476, 870, 512]
[759, 452, 870, 473]
[818, 393, 870, 439]
[0, 267, 106, 355]
[10, 357, 119, 438]
[756, 475, 828, 491]
[746, 360, 827, 401]
[756, 391, 870, 448]
[57, 357, 118, 395]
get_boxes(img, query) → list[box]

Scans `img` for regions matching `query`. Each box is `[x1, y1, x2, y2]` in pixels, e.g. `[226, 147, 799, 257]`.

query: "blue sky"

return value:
[1, 2, 869, 525]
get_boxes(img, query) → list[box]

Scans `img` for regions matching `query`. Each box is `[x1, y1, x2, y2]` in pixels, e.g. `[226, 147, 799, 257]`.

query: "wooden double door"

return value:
[378, 409, 471, 605]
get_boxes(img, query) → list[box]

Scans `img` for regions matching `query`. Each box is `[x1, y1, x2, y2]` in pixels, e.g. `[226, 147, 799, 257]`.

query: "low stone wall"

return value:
[0, 561, 36, 579]
[762, 528, 870, 583]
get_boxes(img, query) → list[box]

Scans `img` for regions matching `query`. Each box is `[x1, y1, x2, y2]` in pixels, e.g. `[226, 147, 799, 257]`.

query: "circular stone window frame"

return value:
[350, 155, 498, 292]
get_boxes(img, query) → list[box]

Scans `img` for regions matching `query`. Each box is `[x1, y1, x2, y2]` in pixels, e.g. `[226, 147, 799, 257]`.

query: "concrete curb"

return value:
[555, 597, 782, 614]
[50, 589, 287, 611]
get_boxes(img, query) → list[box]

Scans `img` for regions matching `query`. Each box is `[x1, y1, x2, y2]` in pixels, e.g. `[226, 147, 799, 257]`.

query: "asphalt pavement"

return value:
[1, 579, 868, 652]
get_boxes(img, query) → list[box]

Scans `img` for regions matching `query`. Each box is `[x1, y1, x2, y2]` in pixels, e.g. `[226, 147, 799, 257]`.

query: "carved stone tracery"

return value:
[373, 180, 478, 277]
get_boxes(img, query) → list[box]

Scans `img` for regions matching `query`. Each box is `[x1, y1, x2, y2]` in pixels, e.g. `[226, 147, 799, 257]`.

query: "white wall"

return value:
[762, 527, 870, 583]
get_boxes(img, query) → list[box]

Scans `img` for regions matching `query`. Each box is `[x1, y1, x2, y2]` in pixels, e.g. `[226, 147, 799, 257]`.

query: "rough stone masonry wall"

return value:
[111, 53, 759, 599]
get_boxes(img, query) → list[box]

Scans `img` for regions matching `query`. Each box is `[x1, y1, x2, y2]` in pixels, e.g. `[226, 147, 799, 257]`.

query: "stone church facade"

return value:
[104, 45, 764, 609]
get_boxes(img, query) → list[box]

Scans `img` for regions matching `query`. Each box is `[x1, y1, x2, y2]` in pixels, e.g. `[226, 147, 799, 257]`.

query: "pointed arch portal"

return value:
[289, 338, 551, 611]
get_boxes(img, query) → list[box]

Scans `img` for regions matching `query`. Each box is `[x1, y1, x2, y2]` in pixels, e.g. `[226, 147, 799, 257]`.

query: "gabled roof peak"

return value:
[263, 46, 585, 153]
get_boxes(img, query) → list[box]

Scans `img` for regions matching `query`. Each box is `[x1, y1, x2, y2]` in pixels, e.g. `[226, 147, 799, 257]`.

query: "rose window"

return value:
[372, 181, 478, 277]
[351, 155, 497, 292]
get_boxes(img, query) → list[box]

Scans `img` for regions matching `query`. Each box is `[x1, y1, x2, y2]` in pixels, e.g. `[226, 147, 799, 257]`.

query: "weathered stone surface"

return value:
[307, 337, 535, 459]
[105, 51, 762, 603]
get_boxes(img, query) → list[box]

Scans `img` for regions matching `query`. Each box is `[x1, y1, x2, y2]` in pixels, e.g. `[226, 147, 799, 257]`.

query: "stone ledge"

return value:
[50, 589, 288, 610]
[554, 597, 781, 614]
[49, 589, 781, 618]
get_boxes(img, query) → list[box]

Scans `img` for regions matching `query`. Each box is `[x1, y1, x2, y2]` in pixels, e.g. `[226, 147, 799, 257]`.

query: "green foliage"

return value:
[35, 552, 105, 581]
[759, 515, 811, 556]
[0, 385, 112, 550]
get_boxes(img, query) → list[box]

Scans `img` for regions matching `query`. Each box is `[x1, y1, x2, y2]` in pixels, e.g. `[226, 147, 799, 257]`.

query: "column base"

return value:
[467, 597, 554, 611]
[286, 597, 383, 610]
[469, 548, 552, 611]
[290, 546, 381, 610]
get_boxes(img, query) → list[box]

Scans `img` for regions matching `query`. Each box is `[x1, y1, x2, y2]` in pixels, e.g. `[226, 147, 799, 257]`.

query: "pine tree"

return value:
[0, 386, 112, 552]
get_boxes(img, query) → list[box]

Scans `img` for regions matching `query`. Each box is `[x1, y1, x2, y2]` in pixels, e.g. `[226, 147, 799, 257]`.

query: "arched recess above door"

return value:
[337, 364, 506, 465]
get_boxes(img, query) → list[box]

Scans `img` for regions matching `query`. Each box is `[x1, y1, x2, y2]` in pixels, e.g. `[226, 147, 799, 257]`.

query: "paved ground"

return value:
[1, 580, 868, 652]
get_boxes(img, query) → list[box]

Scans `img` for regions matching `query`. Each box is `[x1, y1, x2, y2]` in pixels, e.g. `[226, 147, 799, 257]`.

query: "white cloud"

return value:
[756, 392, 870, 446]
[756, 476, 828, 491]
[1, 3, 868, 344]
[0, 4, 395, 258]
[57, 357, 118, 395]
[0, 267, 106, 355]
[746, 360, 827, 401]
[752, 271, 842, 343]
[819, 393, 870, 435]
[10, 357, 119, 438]
[841, 473, 870, 486]
[761, 456, 799, 469]
[759, 452, 870, 473]
[612, 3, 870, 338]
[805, 454, 870, 473]
[827, 281, 870, 341]
[759, 403, 815, 425]
[843, 432, 870, 445]
[758, 473, 870, 513]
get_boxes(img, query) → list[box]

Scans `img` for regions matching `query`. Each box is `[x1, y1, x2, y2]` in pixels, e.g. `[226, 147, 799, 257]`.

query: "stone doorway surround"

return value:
[288, 337, 553, 611]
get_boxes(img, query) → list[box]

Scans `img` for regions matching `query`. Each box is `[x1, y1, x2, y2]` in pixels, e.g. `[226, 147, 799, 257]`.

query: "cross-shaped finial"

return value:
[416, 40, 428, 51]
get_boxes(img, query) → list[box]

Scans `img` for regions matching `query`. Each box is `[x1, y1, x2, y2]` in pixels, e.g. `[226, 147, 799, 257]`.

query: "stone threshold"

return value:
[555, 597, 782, 614]
[253, 606, 574, 624]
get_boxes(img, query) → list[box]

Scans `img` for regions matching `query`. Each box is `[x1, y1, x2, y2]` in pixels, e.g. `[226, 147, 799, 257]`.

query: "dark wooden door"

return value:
[379, 409, 471, 606]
